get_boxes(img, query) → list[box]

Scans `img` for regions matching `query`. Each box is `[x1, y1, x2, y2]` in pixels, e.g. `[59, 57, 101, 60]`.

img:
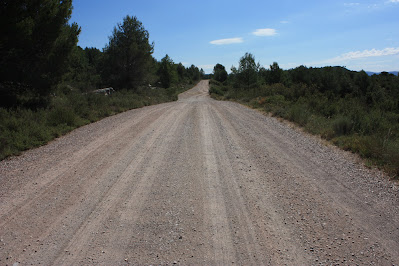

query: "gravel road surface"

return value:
[1, 80, 398, 265]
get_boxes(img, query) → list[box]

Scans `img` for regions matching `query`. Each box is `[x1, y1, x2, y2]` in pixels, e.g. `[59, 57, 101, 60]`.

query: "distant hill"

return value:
[366, 71, 398, 76]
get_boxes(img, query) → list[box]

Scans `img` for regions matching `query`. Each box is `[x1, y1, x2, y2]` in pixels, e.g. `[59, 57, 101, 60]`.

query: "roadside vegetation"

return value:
[210, 53, 399, 179]
[0, 2, 204, 160]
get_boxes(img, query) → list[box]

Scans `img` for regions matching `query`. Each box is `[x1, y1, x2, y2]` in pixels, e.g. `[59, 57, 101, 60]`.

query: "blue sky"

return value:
[71, 0, 399, 73]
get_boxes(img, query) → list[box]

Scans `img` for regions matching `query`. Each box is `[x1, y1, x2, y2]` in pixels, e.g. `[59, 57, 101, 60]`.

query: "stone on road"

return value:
[1, 80, 398, 265]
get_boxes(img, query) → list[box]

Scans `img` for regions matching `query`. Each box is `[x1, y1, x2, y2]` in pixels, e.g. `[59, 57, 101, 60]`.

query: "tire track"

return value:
[0, 105, 171, 224]
[1, 80, 398, 265]
[1, 104, 177, 264]
[211, 100, 399, 264]
[207, 101, 309, 265]
[200, 104, 236, 264]
[52, 103, 189, 264]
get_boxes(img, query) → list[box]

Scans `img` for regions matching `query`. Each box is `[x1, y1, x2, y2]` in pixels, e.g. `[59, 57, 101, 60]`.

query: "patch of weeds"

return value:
[288, 104, 310, 126]
[332, 116, 353, 136]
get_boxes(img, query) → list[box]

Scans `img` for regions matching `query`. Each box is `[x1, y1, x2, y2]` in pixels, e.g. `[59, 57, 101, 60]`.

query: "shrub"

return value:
[288, 103, 310, 126]
[209, 85, 224, 96]
[48, 106, 78, 127]
[305, 115, 334, 139]
[208, 64, 399, 178]
[332, 116, 353, 136]
[265, 95, 286, 106]
[0, 82, 186, 160]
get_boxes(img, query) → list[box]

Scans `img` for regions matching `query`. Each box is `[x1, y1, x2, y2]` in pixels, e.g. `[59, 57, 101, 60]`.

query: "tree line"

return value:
[210, 53, 399, 178]
[0, 1, 204, 160]
[0, 1, 204, 109]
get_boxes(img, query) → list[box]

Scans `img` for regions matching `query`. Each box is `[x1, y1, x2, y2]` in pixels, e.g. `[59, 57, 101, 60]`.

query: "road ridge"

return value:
[0, 80, 398, 265]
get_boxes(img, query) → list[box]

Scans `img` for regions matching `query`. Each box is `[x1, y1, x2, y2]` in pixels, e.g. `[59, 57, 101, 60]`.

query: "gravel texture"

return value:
[0, 80, 398, 265]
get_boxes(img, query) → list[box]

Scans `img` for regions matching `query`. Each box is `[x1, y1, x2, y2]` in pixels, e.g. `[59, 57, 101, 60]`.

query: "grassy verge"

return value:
[0, 82, 195, 160]
[209, 80, 399, 179]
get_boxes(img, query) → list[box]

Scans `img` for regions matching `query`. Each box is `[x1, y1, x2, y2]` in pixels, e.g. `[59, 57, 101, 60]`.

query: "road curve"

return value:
[1, 80, 398, 265]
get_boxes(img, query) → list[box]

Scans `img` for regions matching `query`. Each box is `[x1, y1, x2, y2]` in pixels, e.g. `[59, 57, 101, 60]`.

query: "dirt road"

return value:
[1, 80, 398, 265]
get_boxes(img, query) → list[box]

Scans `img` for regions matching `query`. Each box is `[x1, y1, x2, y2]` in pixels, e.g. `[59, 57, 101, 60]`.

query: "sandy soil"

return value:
[1, 80, 398, 265]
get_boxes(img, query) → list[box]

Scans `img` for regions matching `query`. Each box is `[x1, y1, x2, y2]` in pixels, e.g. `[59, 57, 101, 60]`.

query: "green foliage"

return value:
[332, 116, 353, 136]
[187, 64, 201, 81]
[0, 0, 81, 107]
[0, 86, 179, 160]
[102, 15, 154, 90]
[209, 86, 224, 96]
[209, 80, 230, 99]
[176, 63, 186, 82]
[213, 64, 228, 82]
[269, 62, 284, 84]
[211, 52, 399, 178]
[287, 103, 310, 126]
[48, 106, 79, 127]
[158, 54, 178, 88]
[200, 68, 206, 79]
[62, 46, 102, 92]
[235, 52, 260, 90]
[0, 3, 205, 163]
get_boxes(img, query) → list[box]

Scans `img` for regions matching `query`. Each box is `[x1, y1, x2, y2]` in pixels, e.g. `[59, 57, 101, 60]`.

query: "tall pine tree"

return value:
[0, 0, 80, 107]
[102, 15, 154, 90]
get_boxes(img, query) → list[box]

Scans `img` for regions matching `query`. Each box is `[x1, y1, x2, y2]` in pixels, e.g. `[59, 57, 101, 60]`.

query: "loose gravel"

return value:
[1, 80, 398, 265]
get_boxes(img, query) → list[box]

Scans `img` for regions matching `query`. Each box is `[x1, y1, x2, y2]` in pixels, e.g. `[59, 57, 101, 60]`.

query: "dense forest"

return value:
[0, 1, 203, 159]
[210, 53, 399, 178]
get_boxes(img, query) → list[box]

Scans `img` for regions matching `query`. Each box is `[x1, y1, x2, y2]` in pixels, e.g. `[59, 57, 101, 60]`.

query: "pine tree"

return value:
[0, 0, 80, 107]
[102, 15, 154, 90]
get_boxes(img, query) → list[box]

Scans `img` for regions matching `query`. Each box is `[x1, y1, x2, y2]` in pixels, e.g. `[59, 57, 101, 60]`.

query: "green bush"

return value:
[209, 79, 222, 86]
[305, 115, 334, 139]
[265, 95, 286, 105]
[288, 104, 310, 126]
[209, 86, 224, 96]
[48, 106, 78, 127]
[332, 116, 353, 136]
[383, 140, 399, 177]
[0, 83, 187, 160]
[332, 135, 399, 176]
[209, 63, 399, 178]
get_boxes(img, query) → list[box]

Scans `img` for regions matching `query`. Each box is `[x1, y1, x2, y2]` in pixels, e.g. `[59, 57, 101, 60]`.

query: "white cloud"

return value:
[388, 0, 399, 2]
[210, 37, 243, 45]
[280, 20, 289, 24]
[325, 47, 399, 64]
[252, 28, 277, 37]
